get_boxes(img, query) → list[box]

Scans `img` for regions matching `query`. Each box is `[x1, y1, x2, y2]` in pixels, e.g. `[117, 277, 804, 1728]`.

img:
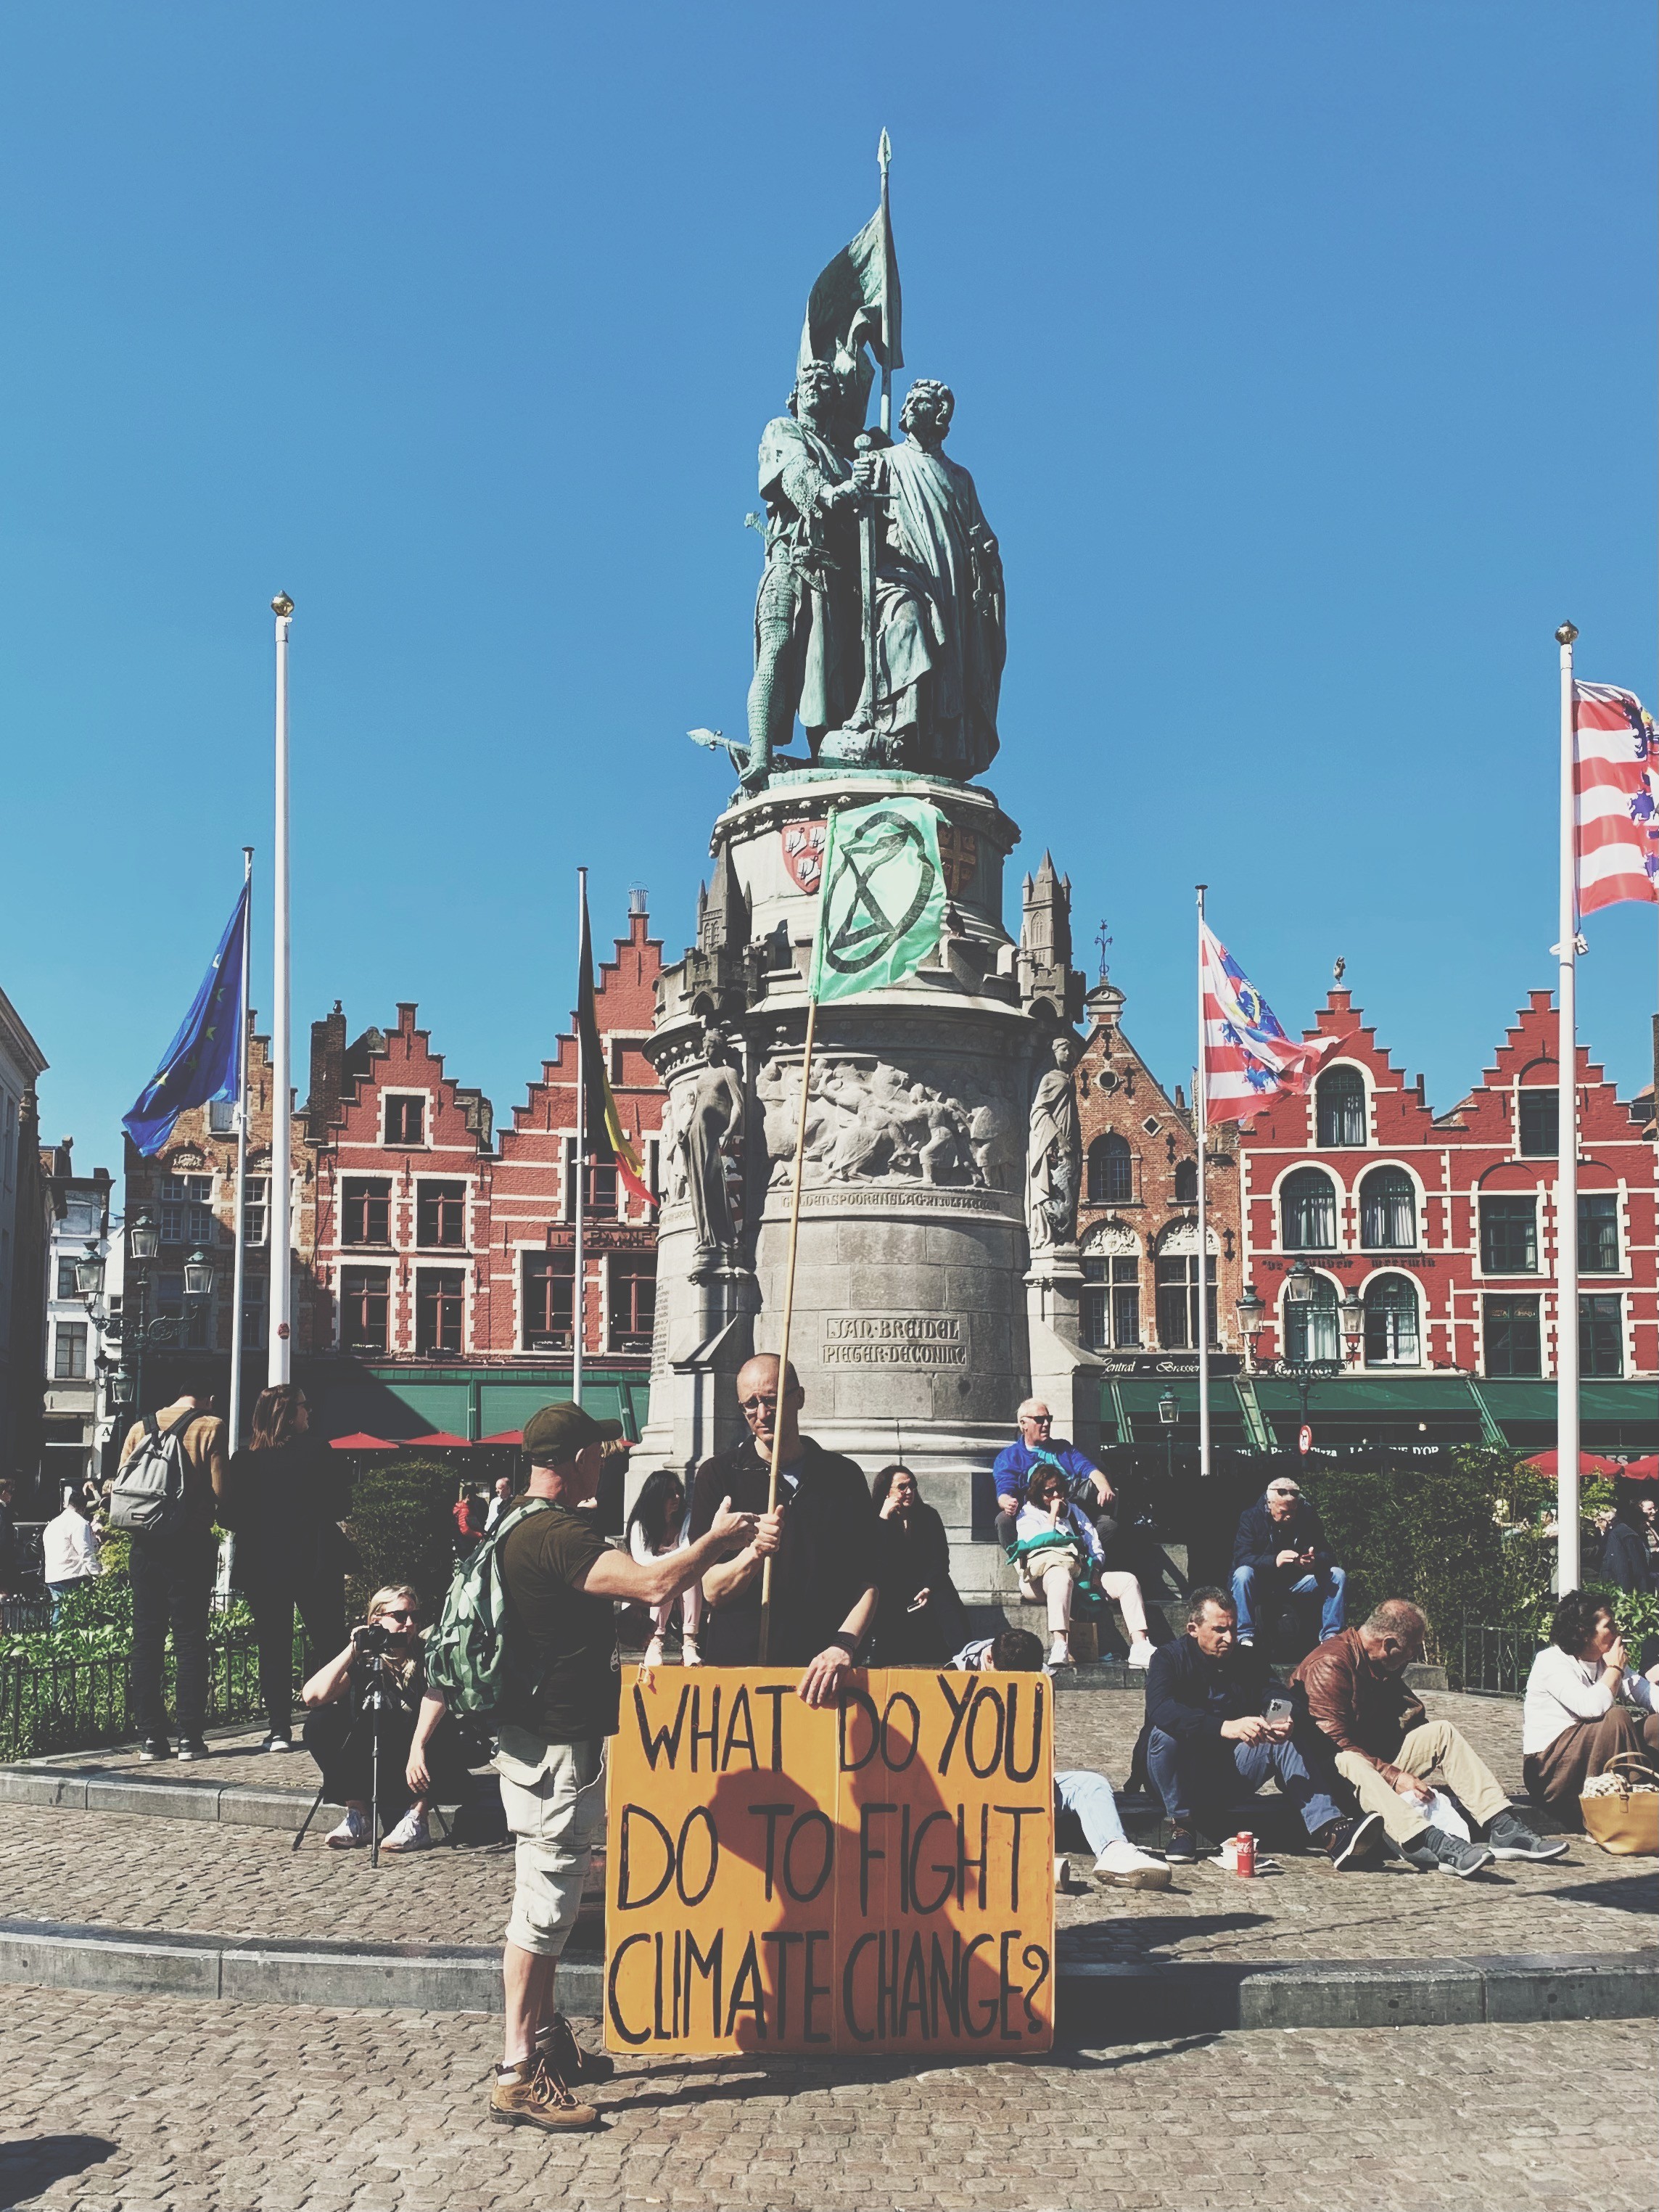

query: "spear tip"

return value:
[878, 126, 892, 170]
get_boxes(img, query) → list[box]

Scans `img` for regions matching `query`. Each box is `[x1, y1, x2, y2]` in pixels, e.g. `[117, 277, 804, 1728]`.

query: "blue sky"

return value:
[3, 4, 1653, 1165]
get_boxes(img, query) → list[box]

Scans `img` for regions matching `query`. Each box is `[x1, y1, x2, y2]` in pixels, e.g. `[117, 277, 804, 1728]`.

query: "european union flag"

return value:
[123, 882, 250, 1157]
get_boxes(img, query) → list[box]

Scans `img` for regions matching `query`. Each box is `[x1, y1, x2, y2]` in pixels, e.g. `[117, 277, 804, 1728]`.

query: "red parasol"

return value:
[1525, 1450, 1623, 1478]
[478, 1429, 524, 1446]
[1613, 1455, 1659, 1482]
[328, 1432, 399, 1452]
[407, 1430, 474, 1449]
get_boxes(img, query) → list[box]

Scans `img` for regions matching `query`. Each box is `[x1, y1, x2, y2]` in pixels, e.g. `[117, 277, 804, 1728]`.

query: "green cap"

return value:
[522, 1401, 625, 1463]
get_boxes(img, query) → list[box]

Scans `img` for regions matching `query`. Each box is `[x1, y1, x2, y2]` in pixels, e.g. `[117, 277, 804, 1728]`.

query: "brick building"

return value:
[300, 895, 666, 1441]
[1232, 987, 1656, 1451]
[1073, 974, 1245, 1447]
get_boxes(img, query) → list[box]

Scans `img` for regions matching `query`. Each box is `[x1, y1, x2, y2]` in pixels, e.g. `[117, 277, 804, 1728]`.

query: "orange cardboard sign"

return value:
[604, 1667, 1055, 2056]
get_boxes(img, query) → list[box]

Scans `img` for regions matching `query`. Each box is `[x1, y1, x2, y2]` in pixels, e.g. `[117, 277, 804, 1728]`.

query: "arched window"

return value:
[1280, 1167, 1337, 1250]
[1087, 1132, 1133, 1206]
[1316, 1065, 1367, 1148]
[1364, 1275, 1420, 1367]
[1359, 1167, 1415, 1249]
[1173, 1158, 1198, 1204]
[1283, 1272, 1339, 1363]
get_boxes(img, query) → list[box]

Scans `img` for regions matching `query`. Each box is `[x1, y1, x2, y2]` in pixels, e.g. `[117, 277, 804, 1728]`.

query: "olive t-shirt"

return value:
[497, 1502, 620, 1742]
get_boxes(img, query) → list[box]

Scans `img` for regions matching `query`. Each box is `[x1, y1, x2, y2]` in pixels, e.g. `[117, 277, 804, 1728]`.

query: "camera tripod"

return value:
[292, 1642, 450, 1867]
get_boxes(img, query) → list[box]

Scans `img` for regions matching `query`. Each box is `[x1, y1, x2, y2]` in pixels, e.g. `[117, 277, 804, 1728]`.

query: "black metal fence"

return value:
[0, 1635, 263, 1762]
[1445, 1620, 1533, 1696]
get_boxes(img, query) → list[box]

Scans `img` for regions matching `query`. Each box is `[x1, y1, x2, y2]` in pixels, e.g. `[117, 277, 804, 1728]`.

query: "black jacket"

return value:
[688, 1434, 879, 1666]
[1600, 1518, 1656, 1595]
[1232, 1494, 1336, 1576]
[1145, 1632, 1284, 1746]
[228, 1439, 348, 1583]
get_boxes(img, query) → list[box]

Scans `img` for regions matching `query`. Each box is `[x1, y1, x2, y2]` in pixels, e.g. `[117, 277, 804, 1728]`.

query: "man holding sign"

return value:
[487, 1402, 761, 2133]
[689, 1353, 881, 1704]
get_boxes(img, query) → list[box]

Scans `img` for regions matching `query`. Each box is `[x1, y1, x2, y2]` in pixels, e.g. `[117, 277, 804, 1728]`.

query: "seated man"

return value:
[1145, 1587, 1382, 1870]
[1291, 1598, 1567, 1876]
[954, 1627, 1169, 1889]
[994, 1402, 1154, 1664]
[1231, 1476, 1346, 1648]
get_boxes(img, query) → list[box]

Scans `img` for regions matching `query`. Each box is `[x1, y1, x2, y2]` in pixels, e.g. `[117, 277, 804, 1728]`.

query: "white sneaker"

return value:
[681, 1635, 703, 1666]
[1127, 1638, 1156, 1669]
[381, 1809, 430, 1854]
[1046, 1635, 1074, 1671]
[643, 1636, 667, 1669]
[325, 1806, 368, 1850]
[1094, 1837, 1172, 1888]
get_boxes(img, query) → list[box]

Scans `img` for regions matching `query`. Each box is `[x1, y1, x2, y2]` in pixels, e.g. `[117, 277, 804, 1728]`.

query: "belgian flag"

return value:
[577, 886, 655, 1212]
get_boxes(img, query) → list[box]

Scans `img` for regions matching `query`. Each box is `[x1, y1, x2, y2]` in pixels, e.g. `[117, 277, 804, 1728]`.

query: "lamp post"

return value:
[93, 1213, 217, 1415]
[1158, 1386, 1179, 1487]
[1235, 1282, 1266, 1373]
[1341, 1286, 1364, 1367]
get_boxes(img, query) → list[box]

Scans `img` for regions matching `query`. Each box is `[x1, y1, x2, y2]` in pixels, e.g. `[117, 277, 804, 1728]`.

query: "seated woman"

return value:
[1012, 1466, 1156, 1672]
[871, 1465, 969, 1664]
[627, 1469, 703, 1668]
[1522, 1590, 1659, 1815]
[301, 1582, 469, 1853]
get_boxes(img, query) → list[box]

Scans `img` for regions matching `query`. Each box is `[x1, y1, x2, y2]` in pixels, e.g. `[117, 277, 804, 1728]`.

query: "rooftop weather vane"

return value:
[1095, 920, 1112, 982]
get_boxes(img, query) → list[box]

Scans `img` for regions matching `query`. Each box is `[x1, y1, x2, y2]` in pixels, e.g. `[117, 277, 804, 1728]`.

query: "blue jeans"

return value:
[1055, 1768, 1127, 1857]
[1231, 1562, 1346, 1643]
[1146, 1725, 1342, 1839]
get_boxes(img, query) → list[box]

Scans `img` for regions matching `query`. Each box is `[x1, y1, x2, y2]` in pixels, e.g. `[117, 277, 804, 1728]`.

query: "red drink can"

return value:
[1235, 1831, 1256, 1878]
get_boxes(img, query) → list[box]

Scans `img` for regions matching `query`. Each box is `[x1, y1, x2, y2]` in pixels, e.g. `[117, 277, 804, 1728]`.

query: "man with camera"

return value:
[300, 1582, 462, 1854]
[488, 1401, 760, 2134]
[1145, 1587, 1383, 1870]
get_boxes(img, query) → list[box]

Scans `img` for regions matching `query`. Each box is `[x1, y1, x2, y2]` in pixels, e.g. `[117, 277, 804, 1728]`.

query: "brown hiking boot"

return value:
[489, 2056, 600, 2132]
[539, 2012, 616, 2086]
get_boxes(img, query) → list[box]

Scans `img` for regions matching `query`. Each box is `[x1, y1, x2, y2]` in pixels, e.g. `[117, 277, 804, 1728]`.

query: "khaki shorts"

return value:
[493, 1724, 607, 1960]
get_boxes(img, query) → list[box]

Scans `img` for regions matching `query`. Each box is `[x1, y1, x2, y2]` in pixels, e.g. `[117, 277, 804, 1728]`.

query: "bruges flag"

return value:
[578, 887, 654, 1211]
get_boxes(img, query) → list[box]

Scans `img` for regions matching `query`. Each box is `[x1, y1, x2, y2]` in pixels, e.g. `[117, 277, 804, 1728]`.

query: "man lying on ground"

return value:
[1290, 1598, 1567, 1877]
[1145, 1587, 1383, 1870]
[954, 1626, 1169, 1889]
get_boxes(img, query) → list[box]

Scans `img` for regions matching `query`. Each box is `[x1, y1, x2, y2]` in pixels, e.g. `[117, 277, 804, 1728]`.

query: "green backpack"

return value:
[425, 1498, 553, 1717]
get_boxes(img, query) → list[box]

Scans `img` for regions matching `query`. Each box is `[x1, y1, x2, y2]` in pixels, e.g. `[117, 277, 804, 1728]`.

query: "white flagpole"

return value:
[1555, 622, 1581, 1594]
[1195, 886, 1212, 1479]
[268, 596, 294, 1387]
[227, 847, 253, 1447]
[572, 866, 587, 1408]
[878, 128, 894, 437]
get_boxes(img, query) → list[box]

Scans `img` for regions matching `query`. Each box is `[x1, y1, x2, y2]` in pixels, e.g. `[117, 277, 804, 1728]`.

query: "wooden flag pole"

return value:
[757, 815, 835, 1664]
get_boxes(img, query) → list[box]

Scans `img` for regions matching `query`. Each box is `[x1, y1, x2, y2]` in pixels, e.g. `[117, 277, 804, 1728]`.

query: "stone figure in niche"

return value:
[744, 359, 864, 788]
[1027, 1034, 1082, 1250]
[678, 1027, 746, 1258]
[846, 379, 1005, 779]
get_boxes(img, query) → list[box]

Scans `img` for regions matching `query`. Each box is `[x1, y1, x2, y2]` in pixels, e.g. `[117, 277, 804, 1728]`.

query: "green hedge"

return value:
[1298, 1448, 1555, 1657]
[342, 1456, 458, 1624]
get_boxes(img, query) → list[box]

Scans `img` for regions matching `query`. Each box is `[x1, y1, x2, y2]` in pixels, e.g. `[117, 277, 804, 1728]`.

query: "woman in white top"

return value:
[1521, 1590, 1659, 1813]
[1011, 1465, 1155, 1673]
[626, 1469, 703, 1667]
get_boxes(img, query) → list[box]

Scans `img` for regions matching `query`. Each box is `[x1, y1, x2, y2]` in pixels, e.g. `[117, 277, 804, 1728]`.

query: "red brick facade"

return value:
[1236, 987, 1656, 1381]
[308, 903, 666, 1372]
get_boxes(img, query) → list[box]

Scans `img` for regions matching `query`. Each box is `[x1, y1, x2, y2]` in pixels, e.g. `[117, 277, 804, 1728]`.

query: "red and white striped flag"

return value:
[1575, 681, 1658, 913]
[1201, 921, 1344, 1125]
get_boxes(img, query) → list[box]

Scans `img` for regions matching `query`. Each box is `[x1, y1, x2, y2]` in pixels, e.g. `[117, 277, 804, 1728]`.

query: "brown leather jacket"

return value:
[1290, 1628, 1426, 1787]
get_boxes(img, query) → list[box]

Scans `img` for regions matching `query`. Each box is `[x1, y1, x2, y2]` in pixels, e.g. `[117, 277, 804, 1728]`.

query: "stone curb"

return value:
[2, 1917, 1650, 2036]
[0, 1765, 345, 1833]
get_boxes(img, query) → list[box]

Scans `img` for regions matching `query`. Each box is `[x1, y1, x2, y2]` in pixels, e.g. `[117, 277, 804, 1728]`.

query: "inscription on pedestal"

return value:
[822, 1314, 967, 1368]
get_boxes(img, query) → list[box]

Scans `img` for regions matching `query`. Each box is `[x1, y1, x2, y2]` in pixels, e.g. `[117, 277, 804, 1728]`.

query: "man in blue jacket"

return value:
[1145, 1586, 1381, 1870]
[992, 1399, 1114, 1547]
[1231, 1476, 1346, 1648]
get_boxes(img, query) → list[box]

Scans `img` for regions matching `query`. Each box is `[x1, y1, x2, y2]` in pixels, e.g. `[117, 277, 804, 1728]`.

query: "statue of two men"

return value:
[744, 366, 1004, 786]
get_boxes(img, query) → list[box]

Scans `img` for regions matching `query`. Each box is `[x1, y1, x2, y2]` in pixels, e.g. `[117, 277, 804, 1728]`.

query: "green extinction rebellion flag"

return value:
[808, 796, 946, 1004]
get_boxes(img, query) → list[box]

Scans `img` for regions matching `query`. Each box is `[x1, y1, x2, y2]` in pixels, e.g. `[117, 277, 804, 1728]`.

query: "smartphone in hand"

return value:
[1263, 1695, 1293, 1729]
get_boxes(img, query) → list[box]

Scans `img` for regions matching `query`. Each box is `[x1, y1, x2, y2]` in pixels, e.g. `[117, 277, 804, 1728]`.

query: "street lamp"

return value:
[184, 1248, 216, 1302]
[1283, 1257, 1317, 1305]
[128, 1211, 160, 1265]
[1235, 1282, 1266, 1373]
[1158, 1386, 1180, 1487]
[74, 1241, 104, 1301]
[1341, 1286, 1364, 1364]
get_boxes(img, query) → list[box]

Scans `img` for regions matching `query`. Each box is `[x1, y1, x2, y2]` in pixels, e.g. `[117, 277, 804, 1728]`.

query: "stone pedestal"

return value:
[631, 769, 1089, 1572]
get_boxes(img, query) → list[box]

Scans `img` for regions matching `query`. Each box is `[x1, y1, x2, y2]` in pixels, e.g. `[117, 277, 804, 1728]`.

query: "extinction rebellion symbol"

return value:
[821, 807, 938, 980]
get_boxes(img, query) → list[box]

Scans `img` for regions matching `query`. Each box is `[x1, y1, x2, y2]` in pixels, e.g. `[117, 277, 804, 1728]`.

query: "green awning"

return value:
[1250, 1376, 1483, 1413]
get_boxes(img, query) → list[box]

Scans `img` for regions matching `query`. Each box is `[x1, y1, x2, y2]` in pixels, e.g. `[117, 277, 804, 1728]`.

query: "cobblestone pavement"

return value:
[0, 1988, 1650, 2211]
[3, 1693, 1649, 1965]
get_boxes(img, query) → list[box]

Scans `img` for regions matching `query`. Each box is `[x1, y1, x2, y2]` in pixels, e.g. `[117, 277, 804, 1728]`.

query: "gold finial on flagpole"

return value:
[1555, 621, 1578, 645]
[272, 593, 295, 618]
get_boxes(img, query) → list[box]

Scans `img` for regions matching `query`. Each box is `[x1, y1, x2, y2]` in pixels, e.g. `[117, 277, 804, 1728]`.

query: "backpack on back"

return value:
[107, 1410, 197, 1537]
[425, 1497, 554, 1717]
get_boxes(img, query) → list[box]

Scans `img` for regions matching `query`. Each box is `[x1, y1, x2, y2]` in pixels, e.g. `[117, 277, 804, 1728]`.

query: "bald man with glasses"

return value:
[686, 1354, 881, 1706]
